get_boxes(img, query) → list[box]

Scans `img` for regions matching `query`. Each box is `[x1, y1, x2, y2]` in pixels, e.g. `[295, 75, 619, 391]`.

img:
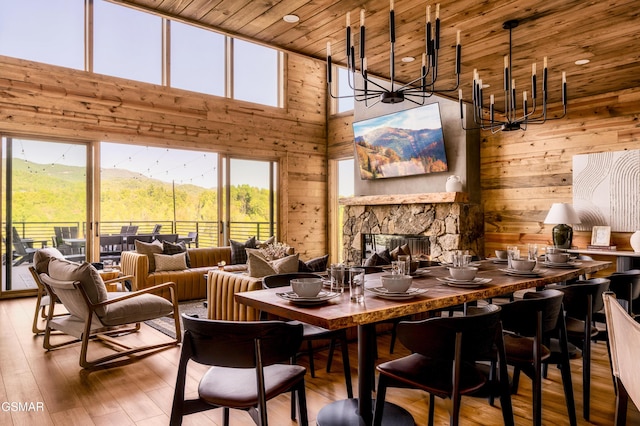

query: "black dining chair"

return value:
[548, 277, 611, 421]
[373, 304, 514, 426]
[498, 289, 577, 426]
[171, 315, 308, 426]
[261, 272, 353, 400]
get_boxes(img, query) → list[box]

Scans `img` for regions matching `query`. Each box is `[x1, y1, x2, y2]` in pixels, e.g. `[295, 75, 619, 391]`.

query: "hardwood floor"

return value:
[0, 296, 637, 425]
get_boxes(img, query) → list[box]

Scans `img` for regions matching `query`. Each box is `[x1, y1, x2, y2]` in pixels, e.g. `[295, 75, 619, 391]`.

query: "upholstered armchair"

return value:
[39, 257, 181, 368]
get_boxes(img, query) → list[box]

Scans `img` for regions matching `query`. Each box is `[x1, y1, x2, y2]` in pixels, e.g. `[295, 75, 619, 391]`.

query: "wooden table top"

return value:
[235, 260, 611, 330]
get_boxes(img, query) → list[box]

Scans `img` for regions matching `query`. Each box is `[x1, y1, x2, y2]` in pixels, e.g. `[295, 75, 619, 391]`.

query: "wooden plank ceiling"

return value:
[114, 0, 640, 108]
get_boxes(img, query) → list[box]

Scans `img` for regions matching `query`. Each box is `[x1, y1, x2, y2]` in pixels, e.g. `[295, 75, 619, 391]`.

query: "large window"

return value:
[233, 39, 280, 107]
[0, 0, 282, 108]
[0, 0, 84, 70]
[170, 21, 225, 96]
[337, 67, 355, 113]
[93, 0, 162, 84]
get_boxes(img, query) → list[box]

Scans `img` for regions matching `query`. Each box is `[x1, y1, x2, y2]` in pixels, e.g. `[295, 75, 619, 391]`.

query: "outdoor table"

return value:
[236, 259, 611, 426]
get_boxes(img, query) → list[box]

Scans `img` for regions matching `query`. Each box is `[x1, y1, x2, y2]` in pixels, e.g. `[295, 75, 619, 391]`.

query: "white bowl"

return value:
[547, 253, 570, 263]
[290, 278, 323, 298]
[380, 274, 413, 293]
[449, 266, 478, 281]
[495, 250, 508, 259]
[510, 259, 536, 271]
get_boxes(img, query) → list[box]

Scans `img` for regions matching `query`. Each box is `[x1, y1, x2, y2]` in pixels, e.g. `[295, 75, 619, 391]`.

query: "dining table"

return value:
[235, 258, 612, 426]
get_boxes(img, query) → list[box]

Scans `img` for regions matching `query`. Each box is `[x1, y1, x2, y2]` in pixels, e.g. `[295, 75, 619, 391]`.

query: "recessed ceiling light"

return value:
[575, 59, 590, 65]
[283, 14, 299, 23]
[401, 57, 415, 63]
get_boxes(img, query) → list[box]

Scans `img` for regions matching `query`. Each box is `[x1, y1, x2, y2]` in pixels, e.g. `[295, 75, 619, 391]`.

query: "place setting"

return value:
[486, 249, 509, 264]
[499, 244, 545, 277]
[541, 250, 582, 268]
[436, 253, 493, 288]
[276, 277, 341, 306]
[366, 263, 429, 300]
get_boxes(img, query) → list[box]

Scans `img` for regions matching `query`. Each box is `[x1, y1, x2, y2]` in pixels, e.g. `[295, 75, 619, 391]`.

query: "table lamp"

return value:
[544, 203, 581, 249]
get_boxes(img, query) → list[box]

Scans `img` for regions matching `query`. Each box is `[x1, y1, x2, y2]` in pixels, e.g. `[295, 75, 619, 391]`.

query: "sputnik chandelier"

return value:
[326, 1, 461, 107]
[460, 19, 568, 132]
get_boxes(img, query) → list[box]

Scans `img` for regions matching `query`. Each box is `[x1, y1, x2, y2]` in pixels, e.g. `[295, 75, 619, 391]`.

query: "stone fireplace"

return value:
[341, 192, 484, 264]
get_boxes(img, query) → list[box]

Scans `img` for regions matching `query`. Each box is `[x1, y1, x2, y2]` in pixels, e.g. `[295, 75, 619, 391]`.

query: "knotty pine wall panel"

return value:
[0, 54, 327, 256]
[482, 87, 640, 260]
[327, 87, 640, 270]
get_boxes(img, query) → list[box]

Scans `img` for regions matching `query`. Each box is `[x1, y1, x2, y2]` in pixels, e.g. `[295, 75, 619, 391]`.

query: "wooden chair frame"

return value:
[39, 274, 181, 369]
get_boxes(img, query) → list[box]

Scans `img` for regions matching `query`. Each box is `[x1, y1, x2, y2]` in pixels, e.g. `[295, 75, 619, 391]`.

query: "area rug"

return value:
[145, 299, 207, 339]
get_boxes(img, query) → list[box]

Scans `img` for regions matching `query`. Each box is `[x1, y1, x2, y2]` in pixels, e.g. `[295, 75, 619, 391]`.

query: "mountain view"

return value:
[8, 159, 271, 225]
[354, 126, 448, 179]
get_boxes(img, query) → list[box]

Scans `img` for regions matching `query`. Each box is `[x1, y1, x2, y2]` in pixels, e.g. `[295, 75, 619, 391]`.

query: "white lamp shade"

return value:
[544, 203, 581, 225]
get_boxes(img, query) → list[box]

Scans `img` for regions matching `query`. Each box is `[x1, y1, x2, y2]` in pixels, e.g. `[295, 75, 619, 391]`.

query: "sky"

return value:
[9, 139, 273, 190]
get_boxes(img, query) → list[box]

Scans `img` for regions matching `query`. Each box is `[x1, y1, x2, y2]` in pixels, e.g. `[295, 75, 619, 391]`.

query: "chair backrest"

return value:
[603, 292, 640, 410]
[125, 234, 154, 249]
[154, 234, 178, 243]
[560, 278, 611, 319]
[187, 231, 198, 240]
[11, 227, 29, 255]
[608, 270, 640, 302]
[181, 314, 304, 368]
[43, 258, 109, 318]
[500, 289, 564, 337]
[100, 235, 124, 252]
[262, 272, 323, 289]
[397, 304, 502, 362]
[152, 224, 162, 234]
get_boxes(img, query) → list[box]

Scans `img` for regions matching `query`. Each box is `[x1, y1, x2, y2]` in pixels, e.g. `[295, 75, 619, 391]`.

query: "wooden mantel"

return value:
[339, 192, 469, 206]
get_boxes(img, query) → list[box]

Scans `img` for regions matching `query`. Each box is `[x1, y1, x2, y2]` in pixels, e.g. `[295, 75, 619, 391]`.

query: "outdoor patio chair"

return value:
[152, 224, 162, 234]
[11, 226, 37, 266]
[52, 226, 74, 255]
[154, 233, 179, 243]
[39, 257, 181, 368]
[99, 235, 124, 263]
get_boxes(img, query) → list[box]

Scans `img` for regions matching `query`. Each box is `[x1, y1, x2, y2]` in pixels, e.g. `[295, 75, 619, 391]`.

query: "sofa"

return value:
[121, 246, 236, 301]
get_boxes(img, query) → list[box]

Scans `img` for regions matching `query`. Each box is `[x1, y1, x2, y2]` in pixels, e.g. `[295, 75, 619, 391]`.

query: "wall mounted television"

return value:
[352, 103, 448, 180]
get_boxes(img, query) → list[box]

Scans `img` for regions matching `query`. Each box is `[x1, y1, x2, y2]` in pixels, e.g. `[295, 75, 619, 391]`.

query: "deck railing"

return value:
[3, 220, 274, 252]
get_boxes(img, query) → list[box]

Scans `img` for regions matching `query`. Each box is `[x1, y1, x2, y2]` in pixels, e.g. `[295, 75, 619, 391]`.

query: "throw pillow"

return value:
[230, 236, 257, 264]
[298, 254, 330, 273]
[47, 258, 109, 316]
[33, 247, 65, 274]
[154, 252, 188, 272]
[135, 239, 164, 273]
[256, 235, 275, 248]
[162, 240, 191, 267]
[364, 253, 380, 267]
[248, 252, 300, 278]
[389, 244, 411, 261]
[377, 249, 392, 265]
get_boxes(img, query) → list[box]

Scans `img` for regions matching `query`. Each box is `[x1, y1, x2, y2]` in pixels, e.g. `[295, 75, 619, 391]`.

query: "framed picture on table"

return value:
[590, 226, 611, 246]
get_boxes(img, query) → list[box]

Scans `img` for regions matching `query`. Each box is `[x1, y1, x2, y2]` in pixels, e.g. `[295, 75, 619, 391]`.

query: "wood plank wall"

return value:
[328, 88, 640, 275]
[0, 54, 328, 259]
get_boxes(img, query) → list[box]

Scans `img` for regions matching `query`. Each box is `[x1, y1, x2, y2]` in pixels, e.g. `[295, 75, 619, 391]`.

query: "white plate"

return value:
[499, 268, 543, 277]
[436, 277, 492, 287]
[542, 261, 582, 269]
[411, 269, 432, 277]
[366, 287, 429, 300]
[276, 290, 341, 305]
[486, 257, 508, 264]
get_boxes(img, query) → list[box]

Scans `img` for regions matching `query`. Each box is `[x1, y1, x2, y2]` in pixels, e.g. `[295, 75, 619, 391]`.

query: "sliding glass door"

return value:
[1, 137, 87, 295]
[224, 158, 277, 243]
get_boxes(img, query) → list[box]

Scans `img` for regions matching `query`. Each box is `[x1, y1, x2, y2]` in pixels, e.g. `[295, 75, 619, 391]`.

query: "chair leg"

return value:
[306, 340, 315, 378]
[428, 394, 436, 426]
[296, 381, 309, 426]
[222, 407, 230, 426]
[583, 330, 592, 420]
[326, 338, 336, 373]
[615, 377, 629, 426]
[558, 318, 577, 426]
[373, 374, 388, 426]
[389, 321, 398, 354]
